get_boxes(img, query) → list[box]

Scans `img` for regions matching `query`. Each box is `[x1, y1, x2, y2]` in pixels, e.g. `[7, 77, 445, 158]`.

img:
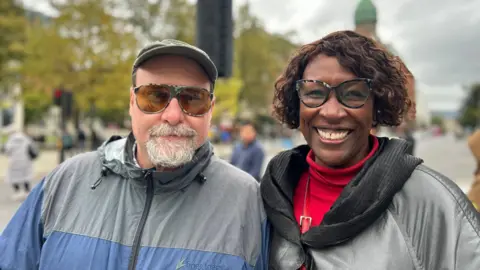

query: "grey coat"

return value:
[4, 132, 35, 184]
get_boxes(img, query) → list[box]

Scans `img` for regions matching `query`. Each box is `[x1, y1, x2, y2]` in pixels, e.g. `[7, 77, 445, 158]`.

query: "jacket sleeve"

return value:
[446, 196, 480, 270]
[254, 219, 270, 270]
[0, 179, 45, 270]
[400, 168, 480, 270]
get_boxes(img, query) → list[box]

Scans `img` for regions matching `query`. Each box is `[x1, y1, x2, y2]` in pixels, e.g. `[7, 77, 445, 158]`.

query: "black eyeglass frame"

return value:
[133, 84, 214, 117]
[295, 78, 373, 109]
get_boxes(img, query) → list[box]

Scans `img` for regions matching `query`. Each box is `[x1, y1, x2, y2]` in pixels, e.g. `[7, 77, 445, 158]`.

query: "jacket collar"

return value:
[261, 137, 423, 249]
[96, 132, 213, 193]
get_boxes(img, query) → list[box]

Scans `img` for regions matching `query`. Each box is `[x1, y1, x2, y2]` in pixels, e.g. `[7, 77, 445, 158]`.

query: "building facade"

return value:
[353, 0, 431, 131]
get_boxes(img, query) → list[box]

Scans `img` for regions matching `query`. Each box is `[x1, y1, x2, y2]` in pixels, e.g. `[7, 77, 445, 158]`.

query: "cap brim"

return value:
[134, 45, 218, 83]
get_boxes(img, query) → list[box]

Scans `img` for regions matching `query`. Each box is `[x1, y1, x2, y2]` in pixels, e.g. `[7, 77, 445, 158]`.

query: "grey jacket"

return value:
[262, 140, 480, 270]
[0, 134, 269, 269]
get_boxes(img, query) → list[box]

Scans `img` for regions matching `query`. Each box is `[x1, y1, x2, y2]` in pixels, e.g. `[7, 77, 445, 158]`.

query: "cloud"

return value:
[246, 0, 480, 111]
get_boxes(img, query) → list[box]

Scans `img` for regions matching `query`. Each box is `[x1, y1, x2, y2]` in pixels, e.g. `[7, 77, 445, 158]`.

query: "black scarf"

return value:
[260, 137, 423, 249]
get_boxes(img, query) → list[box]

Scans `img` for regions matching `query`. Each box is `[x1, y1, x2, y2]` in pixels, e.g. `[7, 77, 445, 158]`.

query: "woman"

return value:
[261, 30, 480, 269]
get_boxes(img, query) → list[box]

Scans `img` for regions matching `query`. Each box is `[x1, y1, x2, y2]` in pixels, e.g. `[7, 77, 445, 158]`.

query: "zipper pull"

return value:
[91, 166, 109, 190]
[143, 170, 154, 191]
[144, 170, 152, 180]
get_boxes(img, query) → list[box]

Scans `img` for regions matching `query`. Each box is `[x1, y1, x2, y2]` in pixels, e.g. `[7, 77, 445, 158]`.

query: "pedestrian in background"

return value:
[231, 122, 265, 181]
[3, 130, 37, 201]
[76, 127, 86, 154]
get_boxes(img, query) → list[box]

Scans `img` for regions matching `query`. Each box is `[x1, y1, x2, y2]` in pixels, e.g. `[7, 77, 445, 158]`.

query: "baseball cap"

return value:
[132, 39, 218, 88]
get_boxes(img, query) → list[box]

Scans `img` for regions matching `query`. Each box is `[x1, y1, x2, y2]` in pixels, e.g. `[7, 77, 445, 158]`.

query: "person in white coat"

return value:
[4, 130, 37, 201]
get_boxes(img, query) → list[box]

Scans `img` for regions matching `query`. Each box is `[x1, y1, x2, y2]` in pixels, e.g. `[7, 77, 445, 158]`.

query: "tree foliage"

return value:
[235, 3, 297, 115]
[0, 0, 25, 91]
[21, 0, 138, 124]
[120, 0, 195, 43]
[18, 0, 298, 125]
[458, 83, 480, 129]
[212, 78, 242, 122]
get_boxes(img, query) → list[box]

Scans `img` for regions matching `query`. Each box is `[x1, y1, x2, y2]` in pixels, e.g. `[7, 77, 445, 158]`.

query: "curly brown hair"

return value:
[273, 30, 411, 129]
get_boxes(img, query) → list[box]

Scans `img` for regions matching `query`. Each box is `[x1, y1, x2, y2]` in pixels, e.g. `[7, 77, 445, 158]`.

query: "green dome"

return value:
[355, 0, 377, 25]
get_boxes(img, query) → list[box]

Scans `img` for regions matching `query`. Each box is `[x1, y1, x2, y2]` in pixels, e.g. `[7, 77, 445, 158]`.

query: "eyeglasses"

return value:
[134, 84, 213, 116]
[296, 78, 372, 109]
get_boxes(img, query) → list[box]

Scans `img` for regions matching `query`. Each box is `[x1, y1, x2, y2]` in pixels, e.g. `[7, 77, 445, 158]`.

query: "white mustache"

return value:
[148, 124, 197, 137]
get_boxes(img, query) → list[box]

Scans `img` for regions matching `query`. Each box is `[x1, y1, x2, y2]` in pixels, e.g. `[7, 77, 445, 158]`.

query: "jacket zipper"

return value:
[128, 171, 154, 270]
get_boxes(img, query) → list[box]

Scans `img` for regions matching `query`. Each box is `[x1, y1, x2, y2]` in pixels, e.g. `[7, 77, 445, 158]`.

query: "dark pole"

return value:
[89, 98, 96, 150]
[59, 90, 67, 164]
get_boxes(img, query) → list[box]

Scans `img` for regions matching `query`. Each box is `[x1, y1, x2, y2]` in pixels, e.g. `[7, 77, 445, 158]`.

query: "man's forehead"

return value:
[135, 57, 210, 87]
[133, 55, 213, 90]
[141, 55, 198, 67]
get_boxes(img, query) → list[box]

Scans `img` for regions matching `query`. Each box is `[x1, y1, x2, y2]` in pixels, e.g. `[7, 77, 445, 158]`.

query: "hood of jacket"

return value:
[261, 137, 423, 249]
[92, 132, 213, 193]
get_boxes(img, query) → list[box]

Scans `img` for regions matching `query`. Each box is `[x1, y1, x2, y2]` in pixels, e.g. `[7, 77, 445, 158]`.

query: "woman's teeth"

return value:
[316, 129, 349, 140]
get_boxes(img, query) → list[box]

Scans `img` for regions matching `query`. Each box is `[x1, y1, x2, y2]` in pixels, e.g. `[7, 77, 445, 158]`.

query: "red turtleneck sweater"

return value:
[294, 136, 380, 230]
[295, 136, 379, 269]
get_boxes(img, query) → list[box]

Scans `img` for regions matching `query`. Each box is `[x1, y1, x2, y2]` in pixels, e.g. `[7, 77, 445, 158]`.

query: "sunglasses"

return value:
[134, 84, 213, 116]
[296, 78, 372, 109]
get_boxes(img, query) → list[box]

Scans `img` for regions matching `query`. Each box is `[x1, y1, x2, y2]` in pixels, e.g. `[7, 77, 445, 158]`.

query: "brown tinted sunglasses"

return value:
[134, 84, 213, 116]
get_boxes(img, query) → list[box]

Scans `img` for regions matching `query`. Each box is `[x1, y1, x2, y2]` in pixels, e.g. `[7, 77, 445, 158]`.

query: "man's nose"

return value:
[160, 98, 184, 125]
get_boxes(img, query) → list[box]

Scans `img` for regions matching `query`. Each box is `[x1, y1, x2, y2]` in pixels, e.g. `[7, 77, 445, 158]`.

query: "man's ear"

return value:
[129, 87, 135, 117]
[210, 96, 216, 112]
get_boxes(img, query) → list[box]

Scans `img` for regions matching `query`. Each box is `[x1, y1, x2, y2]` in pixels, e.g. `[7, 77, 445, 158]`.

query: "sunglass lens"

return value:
[136, 84, 171, 113]
[178, 87, 211, 115]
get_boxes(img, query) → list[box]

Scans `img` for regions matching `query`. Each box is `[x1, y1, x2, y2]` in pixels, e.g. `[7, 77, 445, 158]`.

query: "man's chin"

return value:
[148, 144, 196, 168]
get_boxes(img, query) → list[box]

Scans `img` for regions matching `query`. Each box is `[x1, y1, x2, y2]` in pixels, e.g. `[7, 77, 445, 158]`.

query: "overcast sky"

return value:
[24, 0, 480, 112]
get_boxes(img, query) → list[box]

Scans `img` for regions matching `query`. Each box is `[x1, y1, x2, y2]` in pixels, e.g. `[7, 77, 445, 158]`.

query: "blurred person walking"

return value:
[231, 122, 265, 181]
[3, 130, 38, 201]
[395, 120, 415, 155]
[76, 127, 86, 153]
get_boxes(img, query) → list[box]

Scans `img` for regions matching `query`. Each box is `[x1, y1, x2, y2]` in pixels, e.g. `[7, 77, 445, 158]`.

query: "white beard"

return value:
[145, 124, 198, 168]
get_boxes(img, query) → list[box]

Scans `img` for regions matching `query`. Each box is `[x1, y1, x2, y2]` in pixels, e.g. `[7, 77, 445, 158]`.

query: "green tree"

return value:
[235, 3, 296, 115]
[431, 115, 445, 128]
[120, 0, 195, 43]
[212, 78, 242, 123]
[458, 83, 480, 129]
[23, 91, 51, 124]
[0, 0, 25, 91]
[22, 0, 138, 124]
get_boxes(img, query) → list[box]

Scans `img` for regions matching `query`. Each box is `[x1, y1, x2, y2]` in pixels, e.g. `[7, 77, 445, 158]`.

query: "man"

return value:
[231, 122, 265, 181]
[0, 40, 269, 269]
[76, 127, 86, 153]
[395, 121, 416, 155]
